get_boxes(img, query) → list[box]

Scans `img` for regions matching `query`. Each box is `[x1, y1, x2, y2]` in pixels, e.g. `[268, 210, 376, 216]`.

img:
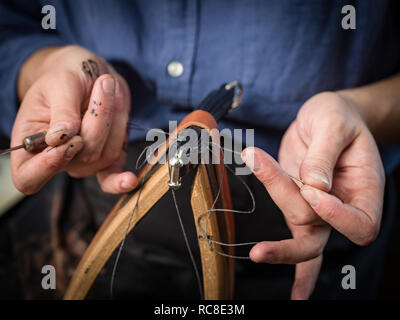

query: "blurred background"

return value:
[0, 137, 24, 218]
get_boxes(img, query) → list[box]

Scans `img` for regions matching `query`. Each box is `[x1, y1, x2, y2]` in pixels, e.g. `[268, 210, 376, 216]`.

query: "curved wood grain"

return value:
[191, 163, 234, 299]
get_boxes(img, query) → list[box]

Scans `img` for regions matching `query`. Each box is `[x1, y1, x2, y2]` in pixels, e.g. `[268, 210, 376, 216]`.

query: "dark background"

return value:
[377, 166, 400, 299]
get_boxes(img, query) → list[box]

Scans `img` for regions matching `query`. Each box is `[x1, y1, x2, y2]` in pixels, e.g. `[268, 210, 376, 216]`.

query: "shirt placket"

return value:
[157, 0, 199, 107]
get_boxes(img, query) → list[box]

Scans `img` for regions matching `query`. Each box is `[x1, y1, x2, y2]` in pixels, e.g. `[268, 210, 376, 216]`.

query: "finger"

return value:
[249, 225, 329, 264]
[78, 74, 116, 163]
[11, 136, 84, 195]
[100, 76, 130, 170]
[291, 255, 323, 300]
[300, 185, 380, 246]
[242, 147, 322, 225]
[45, 72, 84, 146]
[96, 151, 137, 194]
[299, 119, 355, 192]
[67, 76, 128, 177]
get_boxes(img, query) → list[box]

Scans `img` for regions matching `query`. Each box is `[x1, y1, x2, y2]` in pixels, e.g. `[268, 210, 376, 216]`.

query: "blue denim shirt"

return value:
[1, 0, 399, 172]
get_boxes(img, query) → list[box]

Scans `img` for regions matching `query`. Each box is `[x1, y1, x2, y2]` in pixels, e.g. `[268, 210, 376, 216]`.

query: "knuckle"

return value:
[289, 215, 310, 226]
[99, 181, 106, 192]
[48, 69, 84, 95]
[321, 203, 337, 222]
[67, 169, 90, 179]
[20, 186, 36, 196]
[67, 170, 83, 178]
[81, 153, 100, 165]
[89, 152, 101, 163]
[97, 103, 113, 118]
[80, 155, 92, 165]
[265, 248, 279, 263]
[288, 209, 316, 226]
[13, 177, 37, 196]
[302, 157, 332, 177]
[357, 224, 379, 246]
[104, 151, 120, 165]
[258, 169, 281, 189]
[314, 243, 324, 257]
[327, 109, 347, 127]
[334, 119, 348, 135]
[44, 155, 63, 171]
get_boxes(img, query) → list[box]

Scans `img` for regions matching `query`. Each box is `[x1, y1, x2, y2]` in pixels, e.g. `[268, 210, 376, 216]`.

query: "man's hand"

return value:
[11, 45, 137, 195]
[242, 91, 385, 299]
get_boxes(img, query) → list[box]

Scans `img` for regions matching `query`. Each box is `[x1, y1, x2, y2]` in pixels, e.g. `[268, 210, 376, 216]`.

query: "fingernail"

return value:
[308, 170, 330, 188]
[242, 148, 261, 173]
[64, 141, 84, 160]
[102, 77, 115, 95]
[48, 123, 68, 137]
[300, 186, 320, 208]
[121, 179, 135, 190]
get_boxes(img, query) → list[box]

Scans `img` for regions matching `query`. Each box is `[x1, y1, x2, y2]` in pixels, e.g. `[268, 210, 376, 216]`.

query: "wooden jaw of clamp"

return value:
[64, 110, 235, 300]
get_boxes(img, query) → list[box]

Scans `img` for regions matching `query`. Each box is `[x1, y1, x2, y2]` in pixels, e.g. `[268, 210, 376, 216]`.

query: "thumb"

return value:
[299, 184, 379, 246]
[299, 128, 350, 192]
[44, 73, 84, 146]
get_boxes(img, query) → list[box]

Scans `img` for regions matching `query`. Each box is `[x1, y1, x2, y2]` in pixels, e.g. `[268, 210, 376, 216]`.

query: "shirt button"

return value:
[167, 61, 184, 78]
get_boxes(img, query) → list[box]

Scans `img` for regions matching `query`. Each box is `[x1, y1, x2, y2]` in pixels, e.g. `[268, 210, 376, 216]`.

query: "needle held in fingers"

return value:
[0, 130, 48, 156]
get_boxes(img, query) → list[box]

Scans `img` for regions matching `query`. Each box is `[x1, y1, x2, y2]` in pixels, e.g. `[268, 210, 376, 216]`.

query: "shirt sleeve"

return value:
[0, 0, 66, 138]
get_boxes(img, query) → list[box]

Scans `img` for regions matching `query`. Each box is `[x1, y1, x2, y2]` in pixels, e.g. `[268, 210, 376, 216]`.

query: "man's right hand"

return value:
[11, 45, 137, 195]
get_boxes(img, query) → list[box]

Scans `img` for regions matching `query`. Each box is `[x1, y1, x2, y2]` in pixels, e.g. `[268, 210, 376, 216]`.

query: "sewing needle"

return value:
[0, 131, 48, 156]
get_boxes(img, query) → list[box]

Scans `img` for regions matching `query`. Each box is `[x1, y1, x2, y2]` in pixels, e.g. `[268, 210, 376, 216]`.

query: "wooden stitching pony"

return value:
[64, 82, 244, 300]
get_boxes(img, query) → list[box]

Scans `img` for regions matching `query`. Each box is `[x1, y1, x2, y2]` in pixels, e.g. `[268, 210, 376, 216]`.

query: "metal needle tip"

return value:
[0, 145, 24, 156]
[288, 174, 305, 185]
